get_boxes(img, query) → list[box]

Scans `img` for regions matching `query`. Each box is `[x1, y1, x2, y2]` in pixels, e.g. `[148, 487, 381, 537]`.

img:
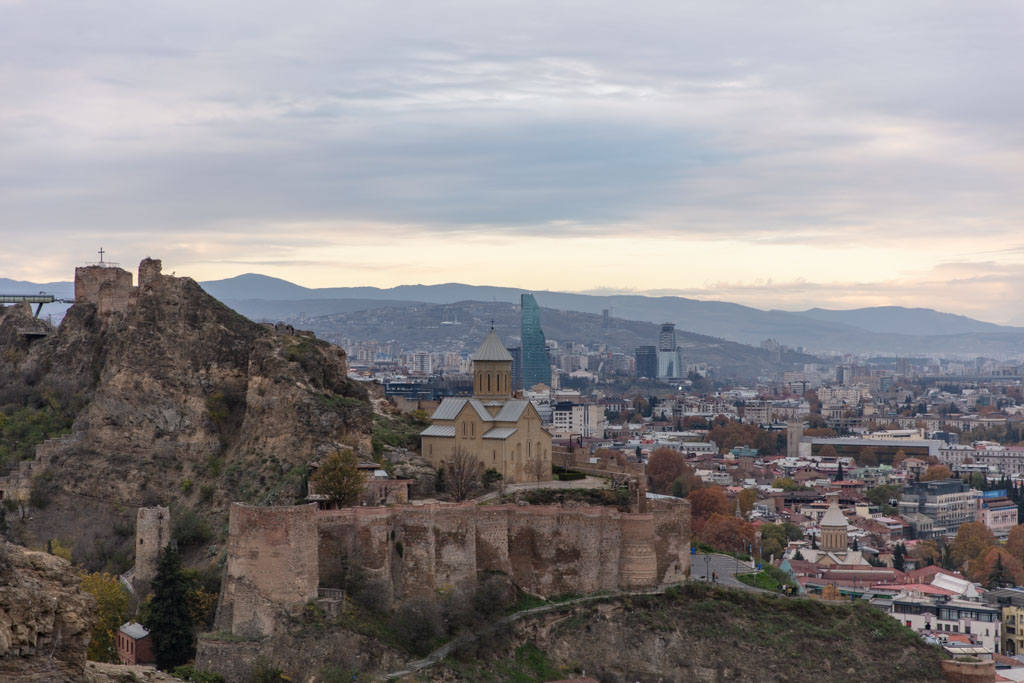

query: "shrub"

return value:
[172, 664, 225, 682]
[391, 597, 445, 655]
[170, 503, 213, 547]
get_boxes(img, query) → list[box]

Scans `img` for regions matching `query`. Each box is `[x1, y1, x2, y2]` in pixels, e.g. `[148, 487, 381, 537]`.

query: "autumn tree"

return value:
[892, 450, 908, 467]
[81, 572, 132, 662]
[445, 447, 485, 501]
[688, 486, 729, 532]
[921, 465, 953, 482]
[818, 445, 839, 460]
[1007, 524, 1024, 564]
[310, 449, 366, 506]
[698, 513, 755, 554]
[858, 446, 878, 467]
[950, 521, 996, 570]
[738, 488, 757, 520]
[647, 447, 686, 494]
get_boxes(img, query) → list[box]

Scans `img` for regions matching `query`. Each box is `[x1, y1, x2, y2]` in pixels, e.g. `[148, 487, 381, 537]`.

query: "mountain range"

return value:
[5, 273, 1024, 356]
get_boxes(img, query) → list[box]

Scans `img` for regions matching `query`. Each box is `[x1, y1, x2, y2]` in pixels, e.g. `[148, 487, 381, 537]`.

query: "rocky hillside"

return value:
[0, 261, 372, 564]
[441, 584, 946, 682]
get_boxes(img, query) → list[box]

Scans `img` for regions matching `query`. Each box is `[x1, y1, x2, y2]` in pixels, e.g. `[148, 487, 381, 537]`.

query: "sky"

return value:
[2, 1, 1023, 323]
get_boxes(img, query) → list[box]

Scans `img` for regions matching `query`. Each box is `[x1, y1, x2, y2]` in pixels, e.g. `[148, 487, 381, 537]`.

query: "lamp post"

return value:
[704, 554, 710, 582]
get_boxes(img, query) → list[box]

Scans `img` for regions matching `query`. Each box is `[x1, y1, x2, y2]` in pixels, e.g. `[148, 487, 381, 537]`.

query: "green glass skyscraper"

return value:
[520, 293, 551, 389]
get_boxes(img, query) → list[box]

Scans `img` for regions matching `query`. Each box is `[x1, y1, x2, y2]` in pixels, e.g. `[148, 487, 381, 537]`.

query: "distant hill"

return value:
[199, 275, 1024, 356]
[6, 273, 1024, 355]
[792, 306, 1016, 336]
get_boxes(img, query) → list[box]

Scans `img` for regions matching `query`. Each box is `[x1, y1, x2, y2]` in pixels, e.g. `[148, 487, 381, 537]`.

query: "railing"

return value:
[317, 588, 345, 600]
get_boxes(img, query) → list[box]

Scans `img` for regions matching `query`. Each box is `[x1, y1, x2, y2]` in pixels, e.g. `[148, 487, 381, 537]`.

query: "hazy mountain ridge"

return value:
[8, 273, 1024, 355]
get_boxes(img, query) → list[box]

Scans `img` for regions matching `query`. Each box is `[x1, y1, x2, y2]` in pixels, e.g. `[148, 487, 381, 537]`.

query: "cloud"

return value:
[1, 0, 1023, 321]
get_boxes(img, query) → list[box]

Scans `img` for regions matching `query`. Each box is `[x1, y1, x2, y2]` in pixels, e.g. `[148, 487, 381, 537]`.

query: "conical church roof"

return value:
[820, 495, 847, 528]
[473, 329, 513, 362]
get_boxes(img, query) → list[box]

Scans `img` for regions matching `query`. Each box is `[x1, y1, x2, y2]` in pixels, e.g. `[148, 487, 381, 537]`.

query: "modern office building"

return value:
[508, 346, 522, 391]
[635, 345, 658, 379]
[520, 293, 552, 389]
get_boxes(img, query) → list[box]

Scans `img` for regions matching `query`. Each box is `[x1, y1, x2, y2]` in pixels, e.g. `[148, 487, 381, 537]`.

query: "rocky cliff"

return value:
[0, 260, 371, 561]
[0, 540, 96, 682]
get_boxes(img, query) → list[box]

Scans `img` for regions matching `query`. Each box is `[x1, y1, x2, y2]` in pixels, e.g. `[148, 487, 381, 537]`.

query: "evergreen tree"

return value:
[793, 549, 805, 561]
[836, 462, 844, 482]
[989, 553, 1012, 589]
[852, 536, 858, 551]
[893, 543, 906, 572]
[145, 545, 194, 670]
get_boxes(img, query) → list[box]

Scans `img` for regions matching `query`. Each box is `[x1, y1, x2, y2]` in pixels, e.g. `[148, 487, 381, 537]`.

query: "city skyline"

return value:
[3, 2, 1023, 323]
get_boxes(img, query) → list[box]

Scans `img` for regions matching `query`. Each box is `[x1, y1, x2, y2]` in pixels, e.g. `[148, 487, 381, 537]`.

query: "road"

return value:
[690, 552, 770, 592]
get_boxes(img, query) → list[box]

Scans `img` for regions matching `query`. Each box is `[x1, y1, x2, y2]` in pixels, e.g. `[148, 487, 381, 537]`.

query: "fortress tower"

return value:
[135, 506, 171, 586]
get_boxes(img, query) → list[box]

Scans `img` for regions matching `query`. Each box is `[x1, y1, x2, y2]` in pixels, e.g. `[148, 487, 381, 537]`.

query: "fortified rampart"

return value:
[216, 499, 690, 638]
[218, 504, 320, 638]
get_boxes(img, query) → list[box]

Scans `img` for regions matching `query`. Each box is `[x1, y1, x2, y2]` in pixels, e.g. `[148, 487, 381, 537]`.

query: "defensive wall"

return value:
[134, 506, 171, 587]
[216, 499, 690, 637]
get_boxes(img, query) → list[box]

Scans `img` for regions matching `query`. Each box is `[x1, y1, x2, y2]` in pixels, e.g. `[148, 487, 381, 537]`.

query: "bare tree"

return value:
[446, 447, 484, 502]
[527, 456, 548, 489]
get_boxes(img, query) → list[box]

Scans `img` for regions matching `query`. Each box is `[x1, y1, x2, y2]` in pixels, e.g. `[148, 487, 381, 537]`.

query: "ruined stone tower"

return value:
[135, 506, 171, 586]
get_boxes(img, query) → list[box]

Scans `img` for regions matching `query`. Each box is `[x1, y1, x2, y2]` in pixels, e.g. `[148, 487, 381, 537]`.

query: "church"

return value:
[419, 329, 553, 483]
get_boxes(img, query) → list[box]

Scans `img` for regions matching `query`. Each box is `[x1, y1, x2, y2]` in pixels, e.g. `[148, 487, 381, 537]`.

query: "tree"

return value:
[852, 537, 859, 551]
[987, 551, 1014, 589]
[738, 488, 757, 520]
[771, 477, 808, 492]
[818, 445, 839, 460]
[793, 549, 805, 561]
[698, 513, 755, 554]
[865, 485, 901, 514]
[950, 522, 996, 570]
[892, 542, 906, 572]
[647, 447, 686, 494]
[445, 447, 484, 501]
[858, 446, 877, 467]
[1006, 524, 1024, 564]
[80, 572, 132, 662]
[687, 486, 730, 532]
[146, 545, 194, 670]
[526, 456, 547, 489]
[911, 539, 941, 568]
[310, 449, 366, 506]
[893, 450, 908, 467]
[921, 465, 953, 482]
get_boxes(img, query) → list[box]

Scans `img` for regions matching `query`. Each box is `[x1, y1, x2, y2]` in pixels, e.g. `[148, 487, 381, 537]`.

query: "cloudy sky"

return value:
[2, 1, 1023, 322]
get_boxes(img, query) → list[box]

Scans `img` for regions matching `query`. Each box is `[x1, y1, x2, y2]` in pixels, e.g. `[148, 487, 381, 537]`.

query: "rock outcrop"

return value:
[0, 259, 371, 557]
[0, 540, 95, 682]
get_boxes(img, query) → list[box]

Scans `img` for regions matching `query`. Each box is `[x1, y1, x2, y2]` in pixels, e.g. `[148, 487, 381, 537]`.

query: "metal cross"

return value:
[98, 247, 105, 264]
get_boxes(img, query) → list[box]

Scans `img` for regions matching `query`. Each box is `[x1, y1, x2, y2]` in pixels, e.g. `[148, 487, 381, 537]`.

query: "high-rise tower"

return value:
[659, 323, 677, 351]
[520, 293, 551, 389]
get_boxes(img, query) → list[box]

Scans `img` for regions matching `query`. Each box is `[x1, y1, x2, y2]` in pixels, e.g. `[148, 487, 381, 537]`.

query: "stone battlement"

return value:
[216, 499, 690, 638]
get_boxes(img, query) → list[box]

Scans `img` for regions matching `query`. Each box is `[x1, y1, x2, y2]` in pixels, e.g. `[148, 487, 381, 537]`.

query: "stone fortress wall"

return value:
[218, 499, 690, 637]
